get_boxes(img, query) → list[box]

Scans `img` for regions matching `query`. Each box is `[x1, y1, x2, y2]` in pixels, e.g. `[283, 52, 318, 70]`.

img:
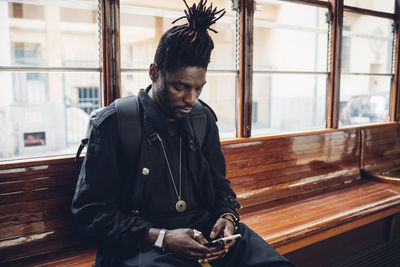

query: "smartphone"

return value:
[204, 234, 242, 247]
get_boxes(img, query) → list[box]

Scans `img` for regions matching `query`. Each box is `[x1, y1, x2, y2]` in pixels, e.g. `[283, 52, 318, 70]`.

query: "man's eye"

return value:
[175, 86, 185, 91]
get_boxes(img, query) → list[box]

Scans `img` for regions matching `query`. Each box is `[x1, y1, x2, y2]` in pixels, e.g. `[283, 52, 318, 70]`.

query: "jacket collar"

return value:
[138, 85, 195, 140]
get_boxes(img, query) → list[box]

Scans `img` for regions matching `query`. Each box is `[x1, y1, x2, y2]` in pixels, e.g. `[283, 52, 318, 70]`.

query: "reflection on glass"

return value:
[253, 2, 328, 72]
[342, 12, 394, 74]
[1, 0, 100, 67]
[0, 71, 100, 160]
[339, 75, 391, 127]
[252, 74, 327, 136]
[344, 0, 395, 14]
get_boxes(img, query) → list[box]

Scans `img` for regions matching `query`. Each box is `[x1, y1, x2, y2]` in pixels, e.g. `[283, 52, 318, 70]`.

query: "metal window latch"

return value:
[392, 22, 398, 34]
[325, 10, 333, 24]
[254, 1, 262, 12]
[231, 0, 239, 12]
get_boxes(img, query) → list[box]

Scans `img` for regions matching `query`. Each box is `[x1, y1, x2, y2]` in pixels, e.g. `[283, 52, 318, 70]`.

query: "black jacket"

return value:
[71, 88, 240, 266]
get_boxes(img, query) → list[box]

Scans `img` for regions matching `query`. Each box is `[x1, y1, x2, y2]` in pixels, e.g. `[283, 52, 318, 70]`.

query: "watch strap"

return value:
[154, 228, 167, 249]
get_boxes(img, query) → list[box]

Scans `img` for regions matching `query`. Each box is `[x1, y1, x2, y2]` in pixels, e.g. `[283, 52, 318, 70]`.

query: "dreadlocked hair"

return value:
[154, 0, 225, 73]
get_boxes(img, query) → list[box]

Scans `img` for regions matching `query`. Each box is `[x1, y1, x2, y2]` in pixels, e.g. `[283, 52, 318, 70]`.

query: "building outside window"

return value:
[0, 0, 101, 160]
[339, 0, 395, 127]
[252, 1, 329, 135]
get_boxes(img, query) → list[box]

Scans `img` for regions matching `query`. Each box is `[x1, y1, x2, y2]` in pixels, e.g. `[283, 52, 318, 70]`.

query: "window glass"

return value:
[0, 71, 100, 160]
[4, 0, 99, 67]
[254, 1, 328, 72]
[344, 0, 395, 14]
[120, 0, 237, 138]
[0, 0, 101, 161]
[339, 75, 391, 126]
[252, 2, 328, 135]
[252, 74, 327, 135]
[339, 13, 394, 127]
[342, 12, 394, 74]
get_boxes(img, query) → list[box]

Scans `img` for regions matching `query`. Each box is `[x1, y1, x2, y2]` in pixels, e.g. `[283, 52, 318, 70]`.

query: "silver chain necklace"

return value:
[157, 134, 186, 212]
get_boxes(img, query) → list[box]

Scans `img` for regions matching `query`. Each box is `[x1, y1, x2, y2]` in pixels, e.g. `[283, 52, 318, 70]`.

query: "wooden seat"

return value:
[0, 124, 399, 266]
[225, 124, 400, 258]
[240, 180, 400, 254]
[0, 157, 96, 266]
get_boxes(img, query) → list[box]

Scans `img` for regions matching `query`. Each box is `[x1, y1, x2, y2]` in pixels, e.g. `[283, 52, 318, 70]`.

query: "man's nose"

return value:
[183, 88, 197, 106]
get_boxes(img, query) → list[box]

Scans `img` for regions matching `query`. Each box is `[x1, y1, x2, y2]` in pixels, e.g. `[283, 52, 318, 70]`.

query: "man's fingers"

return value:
[225, 238, 236, 248]
[210, 218, 225, 239]
[192, 229, 209, 245]
[203, 248, 228, 262]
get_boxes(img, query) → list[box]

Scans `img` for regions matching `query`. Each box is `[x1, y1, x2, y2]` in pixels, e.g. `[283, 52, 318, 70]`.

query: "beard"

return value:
[153, 82, 186, 121]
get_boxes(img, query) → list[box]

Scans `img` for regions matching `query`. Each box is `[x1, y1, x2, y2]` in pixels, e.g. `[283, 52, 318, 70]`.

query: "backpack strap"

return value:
[190, 99, 215, 149]
[115, 95, 141, 164]
[74, 107, 106, 162]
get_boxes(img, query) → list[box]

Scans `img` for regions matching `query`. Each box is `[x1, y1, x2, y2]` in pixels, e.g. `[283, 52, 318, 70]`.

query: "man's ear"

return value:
[149, 64, 160, 82]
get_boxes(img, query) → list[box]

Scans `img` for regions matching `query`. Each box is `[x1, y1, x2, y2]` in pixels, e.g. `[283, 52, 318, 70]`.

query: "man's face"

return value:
[151, 65, 207, 121]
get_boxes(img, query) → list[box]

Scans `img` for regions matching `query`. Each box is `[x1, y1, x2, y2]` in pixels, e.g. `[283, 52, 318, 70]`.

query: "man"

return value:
[72, 1, 294, 266]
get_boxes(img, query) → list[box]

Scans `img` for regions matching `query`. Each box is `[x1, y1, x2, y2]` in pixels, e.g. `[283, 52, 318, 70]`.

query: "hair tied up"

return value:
[172, 0, 226, 42]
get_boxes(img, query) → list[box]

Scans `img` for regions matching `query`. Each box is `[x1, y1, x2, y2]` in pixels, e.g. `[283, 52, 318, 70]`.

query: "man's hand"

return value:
[200, 216, 237, 263]
[163, 228, 211, 260]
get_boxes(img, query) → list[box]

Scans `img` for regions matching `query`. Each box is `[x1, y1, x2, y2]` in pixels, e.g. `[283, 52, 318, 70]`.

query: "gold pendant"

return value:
[176, 200, 186, 212]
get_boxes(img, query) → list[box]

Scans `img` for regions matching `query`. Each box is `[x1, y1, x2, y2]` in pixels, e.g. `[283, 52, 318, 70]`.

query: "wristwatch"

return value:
[154, 229, 167, 249]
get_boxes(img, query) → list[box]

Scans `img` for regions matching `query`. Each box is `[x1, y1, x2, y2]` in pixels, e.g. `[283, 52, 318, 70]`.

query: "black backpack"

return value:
[75, 96, 208, 162]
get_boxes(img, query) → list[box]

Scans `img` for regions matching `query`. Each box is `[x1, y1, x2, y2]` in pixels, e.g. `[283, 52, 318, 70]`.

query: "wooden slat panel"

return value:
[363, 125, 400, 141]
[230, 159, 359, 188]
[0, 196, 70, 217]
[5, 249, 96, 267]
[226, 143, 359, 173]
[0, 231, 85, 264]
[0, 175, 76, 194]
[0, 162, 80, 183]
[0, 184, 75, 206]
[232, 166, 360, 195]
[0, 207, 70, 228]
[0, 217, 73, 240]
[228, 155, 359, 180]
[223, 130, 359, 162]
[362, 124, 400, 173]
[237, 173, 361, 208]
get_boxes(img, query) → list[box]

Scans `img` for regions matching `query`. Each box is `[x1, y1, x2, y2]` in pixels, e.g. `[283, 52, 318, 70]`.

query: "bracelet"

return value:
[220, 213, 238, 232]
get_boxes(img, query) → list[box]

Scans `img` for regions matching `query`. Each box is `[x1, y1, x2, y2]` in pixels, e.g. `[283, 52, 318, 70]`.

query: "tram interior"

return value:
[0, 0, 400, 266]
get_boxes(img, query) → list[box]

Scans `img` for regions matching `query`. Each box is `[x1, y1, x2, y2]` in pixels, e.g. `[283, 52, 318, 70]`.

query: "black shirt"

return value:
[135, 90, 211, 230]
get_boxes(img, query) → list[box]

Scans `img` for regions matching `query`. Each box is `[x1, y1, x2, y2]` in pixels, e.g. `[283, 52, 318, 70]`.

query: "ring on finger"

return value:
[193, 229, 202, 238]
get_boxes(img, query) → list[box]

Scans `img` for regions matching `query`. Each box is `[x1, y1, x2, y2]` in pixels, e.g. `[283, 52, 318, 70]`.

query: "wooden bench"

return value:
[226, 124, 400, 265]
[1, 124, 400, 266]
[0, 157, 97, 266]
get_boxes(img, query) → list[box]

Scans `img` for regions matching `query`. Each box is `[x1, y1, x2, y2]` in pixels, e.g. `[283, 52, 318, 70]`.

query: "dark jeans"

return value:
[121, 223, 295, 267]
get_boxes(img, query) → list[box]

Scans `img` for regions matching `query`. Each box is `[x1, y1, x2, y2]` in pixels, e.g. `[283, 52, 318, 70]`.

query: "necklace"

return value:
[157, 134, 186, 212]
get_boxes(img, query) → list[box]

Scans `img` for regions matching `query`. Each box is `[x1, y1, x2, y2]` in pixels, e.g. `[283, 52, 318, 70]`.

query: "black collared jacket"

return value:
[71, 88, 240, 266]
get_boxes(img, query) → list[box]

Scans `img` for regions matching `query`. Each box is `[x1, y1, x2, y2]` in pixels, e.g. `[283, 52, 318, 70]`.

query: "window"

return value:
[1, 0, 399, 162]
[0, 0, 101, 160]
[252, 1, 329, 135]
[339, 12, 395, 127]
[344, 0, 395, 14]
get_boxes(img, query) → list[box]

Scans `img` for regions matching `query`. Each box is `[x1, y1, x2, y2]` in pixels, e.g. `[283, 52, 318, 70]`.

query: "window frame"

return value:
[0, 0, 399, 163]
